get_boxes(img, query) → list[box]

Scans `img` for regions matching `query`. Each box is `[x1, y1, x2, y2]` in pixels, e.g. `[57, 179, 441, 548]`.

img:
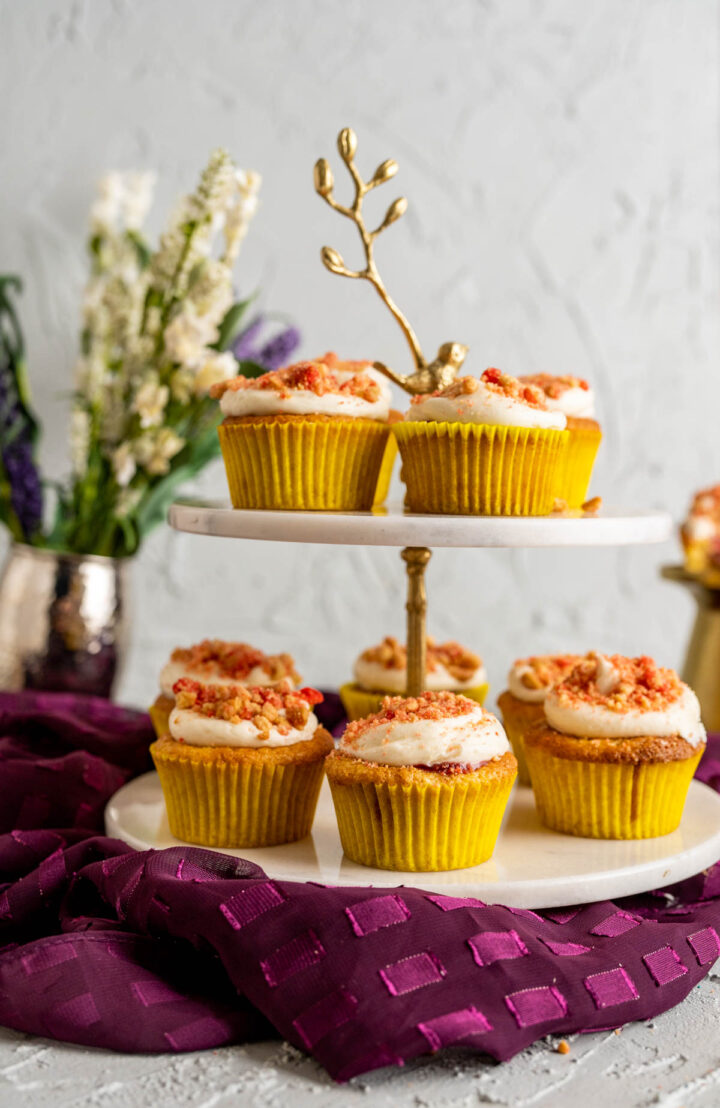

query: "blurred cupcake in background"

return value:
[339, 635, 488, 721]
[326, 691, 517, 871]
[680, 483, 720, 581]
[393, 368, 568, 515]
[519, 374, 601, 508]
[149, 640, 300, 738]
[497, 654, 582, 784]
[525, 652, 706, 839]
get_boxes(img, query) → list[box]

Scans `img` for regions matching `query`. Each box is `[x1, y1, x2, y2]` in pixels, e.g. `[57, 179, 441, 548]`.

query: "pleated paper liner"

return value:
[325, 752, 517, 871]
[525, 739, 704, 840]
[218, 414, 391, 511]
[393, 422, 569, 515]
[150, 730, 332, 848]
[149, 695, 173, 740]
[556, 420, 602, 508]
[495, 691, 545, 786]
[372, 430, 398, 508]
[339, 681, 489, 723]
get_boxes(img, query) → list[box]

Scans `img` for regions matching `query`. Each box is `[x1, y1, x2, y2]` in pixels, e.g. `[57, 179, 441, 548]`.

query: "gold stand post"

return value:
[402, 547, 432, 696]
[662, 564, 720, 730]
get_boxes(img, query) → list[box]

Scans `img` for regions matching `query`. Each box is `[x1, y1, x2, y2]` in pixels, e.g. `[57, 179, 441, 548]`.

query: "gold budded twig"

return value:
[314, 127, 469, 395]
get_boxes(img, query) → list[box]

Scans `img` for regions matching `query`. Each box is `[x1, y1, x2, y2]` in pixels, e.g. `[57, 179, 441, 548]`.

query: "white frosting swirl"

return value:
[407, 380, 566, 430]
[340, 704, 510, 767]
[542, 386, 595, 420]
[159, 660, 279, 698]
[354, 657, 487, 694]
[220, 387, 389, 421]
[545, 682, 706, 747]
[169, 706, 319, 748]
[507, 666, 548, 704]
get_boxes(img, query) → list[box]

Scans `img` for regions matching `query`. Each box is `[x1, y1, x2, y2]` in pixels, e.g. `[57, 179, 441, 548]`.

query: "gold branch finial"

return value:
[313, 127, 468, 394]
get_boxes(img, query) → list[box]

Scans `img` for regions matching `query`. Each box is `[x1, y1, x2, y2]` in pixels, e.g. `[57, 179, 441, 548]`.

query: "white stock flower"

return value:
[224, 169, 261, 263]
[163, 306, 218, 366]
[90, 173, 125, 233]
[122, 172, 156, 231]
[112, 442, 136, 487]
[115, 487, 142, 518]
[170, 368, 195, 404]
[133, 374, 169, 429]
[70, 409, 90, 476]
[134, 428, 185, 476]
[194, 351, 237, 394]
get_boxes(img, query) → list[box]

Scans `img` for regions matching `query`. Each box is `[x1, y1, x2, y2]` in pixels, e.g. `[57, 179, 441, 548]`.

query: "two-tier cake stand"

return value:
[106, 500, 720, 909]
[105, 128, 720, 908]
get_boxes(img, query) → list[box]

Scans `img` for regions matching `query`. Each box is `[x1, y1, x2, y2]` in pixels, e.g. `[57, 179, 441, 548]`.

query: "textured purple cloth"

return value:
[0, 691, 719, 1081]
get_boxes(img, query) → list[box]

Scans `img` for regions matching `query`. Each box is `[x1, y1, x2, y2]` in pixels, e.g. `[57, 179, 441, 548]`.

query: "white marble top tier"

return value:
[168, 500, 673, 549]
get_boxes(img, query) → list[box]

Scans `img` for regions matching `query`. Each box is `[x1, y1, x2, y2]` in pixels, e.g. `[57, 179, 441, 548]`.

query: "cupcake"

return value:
[210, 358, 392, 511]
[151, 679, 332, 848]
[325, 691, 517, 871]
[519, 374, 601, 508]
[680, 484, 720, 580]
[149, 640, 300, 739]
[318, 351, 399, 506]
[393, 368, 568, 515]
[339, 635, 488, 721]
[524, 653, 706, 839]
[497, 654, 582, 785]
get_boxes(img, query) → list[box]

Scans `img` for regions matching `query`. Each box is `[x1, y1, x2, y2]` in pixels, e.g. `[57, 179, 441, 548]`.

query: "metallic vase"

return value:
[0, 543, 130, 698]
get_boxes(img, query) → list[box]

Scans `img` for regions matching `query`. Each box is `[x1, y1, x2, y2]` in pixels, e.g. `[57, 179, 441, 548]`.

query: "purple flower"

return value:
[256, 326, 302, 371]
[232, 316, 266, 362]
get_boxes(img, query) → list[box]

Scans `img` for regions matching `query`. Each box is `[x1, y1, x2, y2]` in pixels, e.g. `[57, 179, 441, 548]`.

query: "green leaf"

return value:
[127, 230, 152, 269]
[214, 297, 253, 352]
[236, 360, 267, 379]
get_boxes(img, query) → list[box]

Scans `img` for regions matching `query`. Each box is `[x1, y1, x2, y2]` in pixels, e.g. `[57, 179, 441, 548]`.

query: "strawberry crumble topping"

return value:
[361, 636, 483, 683]
[519, 373, 590, 400]
[317, 351, 373, 374]
[210, 360, 381, 403]
[173, 679, 323, 736]
[343, 690, 482, 745]
[170, 640, 299, 685]
[552, 653, 683, 713]
[411, 368, 550, 410]
[512, 654, 582, 691]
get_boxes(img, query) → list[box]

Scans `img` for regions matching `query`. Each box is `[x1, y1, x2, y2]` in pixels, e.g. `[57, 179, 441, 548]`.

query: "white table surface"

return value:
[2, 968, 719, 1108]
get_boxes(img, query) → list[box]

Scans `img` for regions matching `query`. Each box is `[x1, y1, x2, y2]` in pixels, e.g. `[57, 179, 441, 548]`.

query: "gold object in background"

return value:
[314, 127, 468, 395]
[401, 547, 432, 696]
[662, 564, 720, 731]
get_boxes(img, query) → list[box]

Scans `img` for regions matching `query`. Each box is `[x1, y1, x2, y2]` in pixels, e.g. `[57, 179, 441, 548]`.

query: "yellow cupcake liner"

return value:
[339, 681, 489, 723]
[393, 421, 568, 515]
[151, 741, 327, 848]
[149, 696, 173, 740]
[218, 416, 390, 511]
[525, 743, 704, 839]
[557, 424, 602, 508]
[496, 692, 544, 787]
[372, 433, 398, 508]
[326, 760, 516, 871]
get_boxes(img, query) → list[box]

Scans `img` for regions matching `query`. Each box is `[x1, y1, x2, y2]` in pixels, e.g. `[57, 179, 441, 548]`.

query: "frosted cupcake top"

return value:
[507, 654, 583, 704]
[406, 369, 567, 429]
[518, 374, 596, 420]
[169, 679, 323, 748]
[159, 640, 299, 698]
[354, 635, 486, 694]
[339, 690, 510, 768]
[544, 652, 705, 746]
[211, 359, 391, 421]
[681, 484, 720, 572]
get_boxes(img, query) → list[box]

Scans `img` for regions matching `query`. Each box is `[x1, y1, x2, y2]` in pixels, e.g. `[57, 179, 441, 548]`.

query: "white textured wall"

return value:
[0, 0, 718, 708]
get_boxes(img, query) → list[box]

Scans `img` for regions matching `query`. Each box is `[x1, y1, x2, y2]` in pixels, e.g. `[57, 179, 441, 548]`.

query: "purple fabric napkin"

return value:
[0, 690, 719, 1081]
